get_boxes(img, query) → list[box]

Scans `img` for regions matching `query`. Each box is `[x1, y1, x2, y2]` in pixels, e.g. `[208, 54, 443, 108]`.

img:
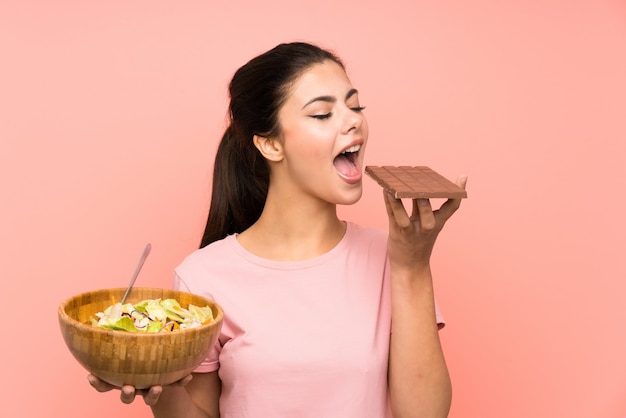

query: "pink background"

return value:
[2, 1, 625, 417]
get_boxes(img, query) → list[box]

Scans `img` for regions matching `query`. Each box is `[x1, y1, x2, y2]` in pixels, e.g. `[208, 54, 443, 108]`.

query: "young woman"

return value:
[89, 41, 467, 418]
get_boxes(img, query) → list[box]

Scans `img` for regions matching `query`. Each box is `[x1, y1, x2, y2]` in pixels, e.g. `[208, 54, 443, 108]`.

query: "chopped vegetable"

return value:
[91, 298, 214, 332]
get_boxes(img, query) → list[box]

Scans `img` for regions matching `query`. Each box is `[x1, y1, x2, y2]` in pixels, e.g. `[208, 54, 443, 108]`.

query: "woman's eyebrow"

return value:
[302, 95, 335, 109]
[302, 88, 359, 109]
[345, 88, 358, 101]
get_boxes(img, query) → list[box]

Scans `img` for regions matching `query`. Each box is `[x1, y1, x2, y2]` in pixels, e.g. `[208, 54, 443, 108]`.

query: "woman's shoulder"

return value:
[344, 222, 388, 254]
[177, 235, 237, 270]
[346, 222, 388, 242]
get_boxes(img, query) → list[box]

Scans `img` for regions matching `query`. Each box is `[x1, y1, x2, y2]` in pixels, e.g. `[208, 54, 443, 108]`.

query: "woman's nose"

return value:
[341, 108, 363, 134]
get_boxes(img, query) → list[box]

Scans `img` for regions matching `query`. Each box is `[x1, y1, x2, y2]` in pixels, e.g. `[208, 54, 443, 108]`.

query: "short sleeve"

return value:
[172, 273, 222, 373]
[435, 300, 446, 330]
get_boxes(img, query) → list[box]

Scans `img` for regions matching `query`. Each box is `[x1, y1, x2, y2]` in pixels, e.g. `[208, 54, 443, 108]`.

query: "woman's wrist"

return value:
[390, 262, 433, 289]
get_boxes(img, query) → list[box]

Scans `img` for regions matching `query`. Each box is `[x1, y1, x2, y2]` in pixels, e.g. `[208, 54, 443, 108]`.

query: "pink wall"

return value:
[2, 1, 625, 417]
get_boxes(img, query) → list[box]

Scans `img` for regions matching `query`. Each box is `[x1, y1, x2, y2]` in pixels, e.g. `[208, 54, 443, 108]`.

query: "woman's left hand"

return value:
[383, 174, 468, 272]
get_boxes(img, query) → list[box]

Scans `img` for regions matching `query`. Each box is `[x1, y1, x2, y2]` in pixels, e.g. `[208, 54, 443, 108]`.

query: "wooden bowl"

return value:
[58, 287, 223, 389]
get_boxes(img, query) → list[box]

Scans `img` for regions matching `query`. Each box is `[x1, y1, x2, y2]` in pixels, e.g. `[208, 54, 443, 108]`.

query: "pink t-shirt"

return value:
[174, 222, 444, 418]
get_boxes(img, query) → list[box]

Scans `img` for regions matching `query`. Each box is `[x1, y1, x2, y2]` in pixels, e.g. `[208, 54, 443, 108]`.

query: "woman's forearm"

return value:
[150, 385, 212, 418]
[388, 266, 452, 418]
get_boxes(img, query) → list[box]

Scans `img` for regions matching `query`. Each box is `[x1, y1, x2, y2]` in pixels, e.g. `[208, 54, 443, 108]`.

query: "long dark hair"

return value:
[199, 42, 344, 248]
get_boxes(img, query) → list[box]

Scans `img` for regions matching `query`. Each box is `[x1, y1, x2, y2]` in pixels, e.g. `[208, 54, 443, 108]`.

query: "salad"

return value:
[91, 298, 214, 332]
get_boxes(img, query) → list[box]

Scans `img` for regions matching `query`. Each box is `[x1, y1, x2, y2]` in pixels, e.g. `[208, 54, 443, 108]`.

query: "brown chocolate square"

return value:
[364, 166, 467, 199]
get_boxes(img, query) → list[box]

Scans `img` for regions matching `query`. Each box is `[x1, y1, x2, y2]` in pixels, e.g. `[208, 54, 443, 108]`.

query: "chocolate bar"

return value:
[364, 166, 467, 199]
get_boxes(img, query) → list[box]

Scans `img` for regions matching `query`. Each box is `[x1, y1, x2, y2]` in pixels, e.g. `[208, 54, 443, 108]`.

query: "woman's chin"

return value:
[337, 186, 363, 206]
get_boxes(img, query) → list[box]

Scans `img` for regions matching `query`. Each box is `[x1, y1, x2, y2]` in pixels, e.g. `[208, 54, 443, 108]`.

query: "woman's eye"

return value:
[310, 113, 332, 120]
[351, 106, 366, 112]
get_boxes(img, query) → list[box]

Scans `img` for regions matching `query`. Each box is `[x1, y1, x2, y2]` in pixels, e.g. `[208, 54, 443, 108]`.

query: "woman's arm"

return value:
[88, 371, 220, 418]
[387, 266, 452, 418]
[149, 372, 221, 418]
[383, 175, 467, 418]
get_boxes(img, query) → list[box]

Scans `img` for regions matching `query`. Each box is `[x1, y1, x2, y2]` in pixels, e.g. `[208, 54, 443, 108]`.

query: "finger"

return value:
[457, 174, 468, 189]
[143, 386, 163, 406]
[383, 191, 411, 229]
[436, 175, 468, 221]
[415, 198, 436, 231]
[87, 375, 115, 393]
[120, 385, 137, 404]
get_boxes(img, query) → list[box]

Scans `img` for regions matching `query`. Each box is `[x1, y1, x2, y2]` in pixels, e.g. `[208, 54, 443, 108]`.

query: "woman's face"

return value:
[274, 60, 369, 205]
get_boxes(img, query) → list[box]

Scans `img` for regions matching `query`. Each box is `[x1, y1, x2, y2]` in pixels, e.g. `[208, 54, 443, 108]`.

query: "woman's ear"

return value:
[253, 135, 284, 162]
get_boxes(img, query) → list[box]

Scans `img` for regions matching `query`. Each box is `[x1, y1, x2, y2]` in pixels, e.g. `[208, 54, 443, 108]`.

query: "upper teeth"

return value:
[342, 145, 361, 154]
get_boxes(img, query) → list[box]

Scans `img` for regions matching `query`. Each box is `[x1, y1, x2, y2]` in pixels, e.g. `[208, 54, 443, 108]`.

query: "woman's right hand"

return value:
[87, 374, 193, 406]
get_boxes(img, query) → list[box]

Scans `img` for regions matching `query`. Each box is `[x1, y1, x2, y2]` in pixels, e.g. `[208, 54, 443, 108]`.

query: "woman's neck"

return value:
[236, 197, 346, 261]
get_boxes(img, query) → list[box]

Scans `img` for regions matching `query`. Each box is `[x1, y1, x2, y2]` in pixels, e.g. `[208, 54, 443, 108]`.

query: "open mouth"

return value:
[333, 144, 361, 179]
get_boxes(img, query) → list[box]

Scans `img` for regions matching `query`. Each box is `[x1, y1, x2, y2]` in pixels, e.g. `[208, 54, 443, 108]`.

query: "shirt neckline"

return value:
[227, 222, 355, 270]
